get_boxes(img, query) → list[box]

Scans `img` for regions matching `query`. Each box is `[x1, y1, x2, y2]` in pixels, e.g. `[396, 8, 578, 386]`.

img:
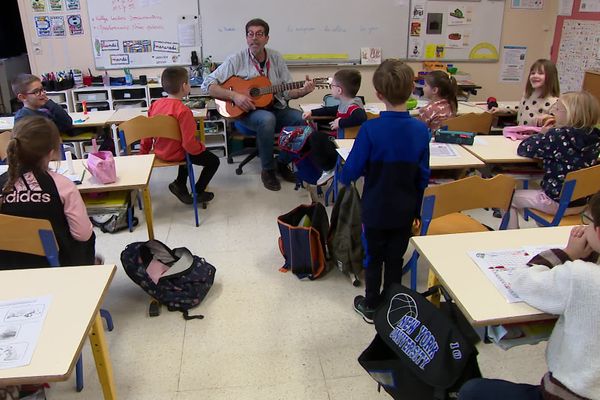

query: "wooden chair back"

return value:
[0, 130, 11, 160]
[444, 112, 493, 134]
[567, 163, 600, 201]
[0, 214, 58, 262]
[118, 115, 182, 151]
[423, 174, 516, 221]
[342, 112, 379, 139]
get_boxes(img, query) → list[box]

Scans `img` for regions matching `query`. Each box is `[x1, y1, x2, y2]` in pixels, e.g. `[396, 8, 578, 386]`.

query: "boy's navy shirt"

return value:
[14, 99, 73, 133]
[339, 111, 430, 229]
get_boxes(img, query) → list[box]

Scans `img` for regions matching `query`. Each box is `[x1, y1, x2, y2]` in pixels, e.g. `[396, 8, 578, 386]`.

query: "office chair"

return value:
[227, 121, 259, 175]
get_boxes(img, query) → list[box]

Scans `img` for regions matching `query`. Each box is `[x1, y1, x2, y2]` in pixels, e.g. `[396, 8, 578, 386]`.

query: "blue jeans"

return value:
[237, 107, 304, 170]
[459, 378, 542, 400]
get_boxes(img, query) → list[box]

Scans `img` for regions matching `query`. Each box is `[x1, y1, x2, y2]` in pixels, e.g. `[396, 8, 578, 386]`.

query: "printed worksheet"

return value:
[468, 245, 563, 303]
[0, 296, 52, 369]
[429, 143, 458, 157]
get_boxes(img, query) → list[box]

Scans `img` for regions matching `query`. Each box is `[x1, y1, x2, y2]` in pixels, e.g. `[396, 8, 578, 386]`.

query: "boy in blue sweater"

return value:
[339, 59, 430, 323]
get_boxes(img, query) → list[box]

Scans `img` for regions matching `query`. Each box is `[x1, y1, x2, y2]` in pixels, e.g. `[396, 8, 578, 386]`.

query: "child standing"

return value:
[460, 191, 600, 399]
[508, 91, 600, 229]
[0, 116, 95, 268]
[140, 67, 220, 204]
[417, 70, 458, 131]
[303, 69, 367, 185]
[339, 60, 430, 323]
[492, 59, 560, 127]
[11, 73, 73, 133]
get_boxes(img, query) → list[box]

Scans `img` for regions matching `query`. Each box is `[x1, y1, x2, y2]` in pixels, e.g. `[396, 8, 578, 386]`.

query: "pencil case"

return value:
[434, 130, 475, 146]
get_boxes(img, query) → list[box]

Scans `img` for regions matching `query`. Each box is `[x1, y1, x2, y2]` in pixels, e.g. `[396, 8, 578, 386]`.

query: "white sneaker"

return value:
[317, 169, 335, 186]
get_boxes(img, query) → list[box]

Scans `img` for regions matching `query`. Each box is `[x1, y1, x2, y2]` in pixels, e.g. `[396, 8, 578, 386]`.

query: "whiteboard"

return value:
[407, 0, 505, 62]
[86, 0, 201, 69]
[199, 0, 410, 63]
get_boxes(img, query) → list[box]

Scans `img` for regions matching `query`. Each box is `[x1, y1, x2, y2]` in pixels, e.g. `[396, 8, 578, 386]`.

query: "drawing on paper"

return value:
[5, 305, 44, 322]
[0, 343, 28, 363]
[0, 326, 19, 341]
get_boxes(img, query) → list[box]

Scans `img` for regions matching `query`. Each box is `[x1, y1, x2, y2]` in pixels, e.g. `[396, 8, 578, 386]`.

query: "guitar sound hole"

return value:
[249, 88, 260, 98]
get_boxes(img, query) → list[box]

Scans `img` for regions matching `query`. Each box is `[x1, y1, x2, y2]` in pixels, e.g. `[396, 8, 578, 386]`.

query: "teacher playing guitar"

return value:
[201, 18, 316, 192]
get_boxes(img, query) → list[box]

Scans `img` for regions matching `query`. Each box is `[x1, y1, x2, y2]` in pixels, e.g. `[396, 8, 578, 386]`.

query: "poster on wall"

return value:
[448, 6, 473, 25]
[408, 38, 424, 59]
[67, 14, 84, 35]
[65, 0, 80, 11]
[499, 45, 527, 83]
[34, 16, 52, 37]
[579, 0, 600, 11]
[48, 0, 63, 12]
[31, 0, 46, 12]
[511, 0, 543, 9]
[50, 16, 66, 36]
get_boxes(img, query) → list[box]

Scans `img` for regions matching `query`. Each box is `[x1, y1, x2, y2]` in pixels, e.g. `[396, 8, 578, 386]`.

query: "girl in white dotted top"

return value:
[493, 59, 560, 126]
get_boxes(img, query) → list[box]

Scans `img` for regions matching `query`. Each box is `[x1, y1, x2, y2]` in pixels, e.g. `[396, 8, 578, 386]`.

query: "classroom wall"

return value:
[17, 0, 557, 103]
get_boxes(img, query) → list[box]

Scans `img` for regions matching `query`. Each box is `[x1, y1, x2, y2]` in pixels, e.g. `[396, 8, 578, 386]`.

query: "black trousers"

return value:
[175, 151, 220, 193]
[363, 226, 412, 308]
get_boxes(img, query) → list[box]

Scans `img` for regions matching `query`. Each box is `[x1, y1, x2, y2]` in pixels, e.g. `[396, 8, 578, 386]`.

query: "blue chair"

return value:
[119, 115, 201, 227]
[0, 214, 113, 392]
[403, 175, 516, 292]
[227, 121, 259, 175]
[523, 164, 600, 227]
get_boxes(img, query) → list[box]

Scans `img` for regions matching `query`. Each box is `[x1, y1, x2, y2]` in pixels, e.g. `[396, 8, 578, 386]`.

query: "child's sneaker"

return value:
[169, 181, 193, 204]
[353, 295, 375, 324]
[317, 169, 335, 186]
[197, 191, 215, 203]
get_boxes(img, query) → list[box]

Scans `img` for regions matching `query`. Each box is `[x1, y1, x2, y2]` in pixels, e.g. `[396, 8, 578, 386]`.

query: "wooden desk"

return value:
[411, 226, 572, 326]
[335, 139, 485, 170]
[70, 110, 114, 128]
[301, 101, 484, 117]
[0, 265, 117, 399]
[76, 154, 156, 240]
[463, 136, 535, 164]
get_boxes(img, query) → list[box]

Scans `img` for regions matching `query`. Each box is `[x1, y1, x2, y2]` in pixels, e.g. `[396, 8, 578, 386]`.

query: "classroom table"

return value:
[0, 111, 113, 132]
[463, 135, 536, 164]
[411, 226, 573, 326]
[300, 101, 484, 117]
[75, 154, 156, 240]
[0, 264, 117, 399]
[335, 139, 485, 170]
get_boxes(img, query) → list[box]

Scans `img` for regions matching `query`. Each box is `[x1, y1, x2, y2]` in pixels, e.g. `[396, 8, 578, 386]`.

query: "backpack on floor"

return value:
[358, 284, 481, 400]
[277, 202, 329, 280]
[328, 184, 363, 286]
[120, 240, 216, 320]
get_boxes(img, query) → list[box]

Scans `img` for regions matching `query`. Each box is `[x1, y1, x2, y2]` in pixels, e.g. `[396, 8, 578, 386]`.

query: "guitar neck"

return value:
[259, 81, 305, 96]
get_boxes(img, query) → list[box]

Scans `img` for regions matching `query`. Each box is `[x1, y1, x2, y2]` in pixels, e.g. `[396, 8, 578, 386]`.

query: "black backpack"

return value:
[120, 240, 216, 320]
[358, 284, 482, 399]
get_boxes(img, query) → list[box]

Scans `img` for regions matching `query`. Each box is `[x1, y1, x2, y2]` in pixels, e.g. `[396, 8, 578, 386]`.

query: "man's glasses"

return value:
[581, 211, 594, 226]
[25, 88, 46, 96]
[246, 31, 266, 38]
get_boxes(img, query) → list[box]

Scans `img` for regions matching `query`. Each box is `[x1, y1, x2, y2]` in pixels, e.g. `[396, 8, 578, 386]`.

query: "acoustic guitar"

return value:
[215, 75, 329, 118]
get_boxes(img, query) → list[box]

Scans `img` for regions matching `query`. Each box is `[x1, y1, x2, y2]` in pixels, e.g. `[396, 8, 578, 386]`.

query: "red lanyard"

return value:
[249, 49, 270, 76]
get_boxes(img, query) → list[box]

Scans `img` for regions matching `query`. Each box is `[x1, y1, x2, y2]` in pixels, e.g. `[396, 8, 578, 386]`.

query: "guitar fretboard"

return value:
[258, 81, 305, 95]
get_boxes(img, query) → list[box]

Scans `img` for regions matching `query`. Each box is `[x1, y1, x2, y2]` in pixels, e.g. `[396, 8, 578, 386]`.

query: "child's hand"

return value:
[329, 118, 340, 130]
[302, 111, 312, 120]
[564, 226, 593, 260]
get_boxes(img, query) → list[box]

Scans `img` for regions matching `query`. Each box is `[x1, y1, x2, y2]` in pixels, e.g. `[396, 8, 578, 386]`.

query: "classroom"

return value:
[0, 0, 600, 399]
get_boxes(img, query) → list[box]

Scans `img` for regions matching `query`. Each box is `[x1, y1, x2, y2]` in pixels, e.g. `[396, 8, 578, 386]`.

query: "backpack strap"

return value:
[182, 309, 204, 320]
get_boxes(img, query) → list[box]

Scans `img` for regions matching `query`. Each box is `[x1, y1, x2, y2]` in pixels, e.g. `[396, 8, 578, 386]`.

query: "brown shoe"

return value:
[277, 161, 296, 183]
[261, 169, 281, 191]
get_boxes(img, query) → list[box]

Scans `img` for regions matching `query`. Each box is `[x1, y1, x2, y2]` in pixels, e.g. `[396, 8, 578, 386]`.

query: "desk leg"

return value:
[89, 313, 117, 400]
[142, 186, 155, 240]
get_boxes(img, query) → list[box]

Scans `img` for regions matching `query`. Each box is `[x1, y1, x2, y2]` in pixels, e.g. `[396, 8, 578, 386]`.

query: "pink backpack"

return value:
[502, 126, 542, 141]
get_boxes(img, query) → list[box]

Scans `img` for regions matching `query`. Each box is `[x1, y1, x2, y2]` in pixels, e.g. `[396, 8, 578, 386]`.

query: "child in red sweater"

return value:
[140, 67, 220, 204]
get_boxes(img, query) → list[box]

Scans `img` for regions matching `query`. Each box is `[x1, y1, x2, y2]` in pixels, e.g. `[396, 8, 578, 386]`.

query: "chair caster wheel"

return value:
[227, 157, 233, 164]
[235, 168, 243, 175]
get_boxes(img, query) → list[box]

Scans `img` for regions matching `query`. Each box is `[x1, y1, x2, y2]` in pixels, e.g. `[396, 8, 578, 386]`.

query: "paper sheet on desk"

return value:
[468, 244, 564, 303]
[474, 136, 488, 145]
[0, 296, 52, 369]
[430, 143, 458, 157]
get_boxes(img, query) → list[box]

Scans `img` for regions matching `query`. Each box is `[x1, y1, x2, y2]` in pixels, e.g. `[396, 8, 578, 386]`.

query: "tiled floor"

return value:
[46, 161, 547, 399]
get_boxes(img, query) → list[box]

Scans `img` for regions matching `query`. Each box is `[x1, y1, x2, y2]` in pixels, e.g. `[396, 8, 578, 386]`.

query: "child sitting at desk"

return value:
[492, 59, 560, 127]
[460, 191, 600, 400]
[0, 116, 95, 269]
[140, 67, 220, 204]
[11, 73, 73, 134]
[302, 69, 367, 185]
[339, 60, 430, 323]
[508, 91, 600, 229]
[416, 70, 458, 131]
